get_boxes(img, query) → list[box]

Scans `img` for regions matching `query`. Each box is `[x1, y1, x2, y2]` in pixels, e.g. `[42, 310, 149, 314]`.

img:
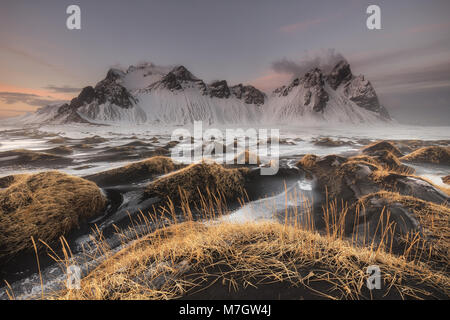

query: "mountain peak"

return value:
[230, 84, 266, 106]
[208, 80, 231, 98]
[170, 65, 198, 81]
[105, 68, 125, 81]
[303, 68, 325, 88]
[21, 58, 391, 125]
[327, 60, 353, 90]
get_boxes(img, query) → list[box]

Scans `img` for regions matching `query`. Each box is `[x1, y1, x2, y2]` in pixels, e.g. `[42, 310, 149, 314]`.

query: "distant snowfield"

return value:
[1, 122, 449, 144]
[33, 122, 450, 141]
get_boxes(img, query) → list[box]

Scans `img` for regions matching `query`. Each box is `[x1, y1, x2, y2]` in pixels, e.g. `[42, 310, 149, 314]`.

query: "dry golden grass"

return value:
[0, 149, 65, 162]
[358, 191, 449, 268]
[400, 146, 450, 165]
[3, 150, 447, 300]
[145, 161, 247, 206]
[82, 136, 107, 144]
[45, 146, 74, 155]
[233, 149, 261, 165]
[361, 141, 403, 157]
[347, 155, 381, 167]
[53, 219, 450, 300]
[86, 156, 181, 186]
[47, 137, 67, 144]
[296, 154, 319, 168]
[374, 151, 414, 174]
[312, 137, 350, 147]
[297, 152, 446, 198]
[0, 171, 106, 257]
[443, 175, 450, 185]
[9, 178, 446, 301]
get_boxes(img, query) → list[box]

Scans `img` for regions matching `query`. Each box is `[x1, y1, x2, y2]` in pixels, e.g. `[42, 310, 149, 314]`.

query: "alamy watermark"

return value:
[366, 5, 381, 30]
[170, 121, 280, 175]
[66, 5, 81, 30]
[66, 4, 382, 31]
[366, 265, 382, 290]
[66, 264, 81, 290]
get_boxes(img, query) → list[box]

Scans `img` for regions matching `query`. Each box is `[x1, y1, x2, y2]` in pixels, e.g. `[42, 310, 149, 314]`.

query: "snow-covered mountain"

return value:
[265, 61, 390, 124]
[16, 60, 391, 126]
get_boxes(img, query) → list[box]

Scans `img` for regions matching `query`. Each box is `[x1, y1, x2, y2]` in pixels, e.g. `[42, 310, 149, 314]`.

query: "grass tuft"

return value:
[0, 171, 106, 256]
[400, 146, 450, 165]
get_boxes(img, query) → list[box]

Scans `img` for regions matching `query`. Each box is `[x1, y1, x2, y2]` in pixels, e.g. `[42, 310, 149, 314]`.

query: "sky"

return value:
[0, 0, 449, 125]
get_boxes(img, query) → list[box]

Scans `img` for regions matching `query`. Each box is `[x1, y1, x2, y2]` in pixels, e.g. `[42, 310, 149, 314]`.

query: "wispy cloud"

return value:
[248, 72, 291, 92]
[404, 21, 450, 35]
[272, 49, 345, 76]
[0, 92, 67, 107]
[279, 18, 323, 33]
[44, 85, 82, 94]
[370, 61, 450, 94]
[0, 45, 75, 77]
[249, 49, 345, 92]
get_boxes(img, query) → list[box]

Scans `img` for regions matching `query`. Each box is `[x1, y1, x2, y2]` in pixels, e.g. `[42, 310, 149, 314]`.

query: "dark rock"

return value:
[54, 103, 90, 123]
[273, 78, 300, 97]
[230, 84, 265, 105]
[298, 153, 448, 205]
[273, 69, 329, 113]
[326, 60, 353, 90]
[208, 80, 231, 98]
[382, 174, 449, 204]
[155, 66, 207, 93]
[351, 194, 421, 245]
[303, 69, 329, 113]
[70, 86, 96, 108]
[343, 75, 384, 115]
[94, 72, 136, 109]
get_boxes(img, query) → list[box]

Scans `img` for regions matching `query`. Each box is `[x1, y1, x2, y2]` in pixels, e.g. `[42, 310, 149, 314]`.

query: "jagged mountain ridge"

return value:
[18, 60, 391, 125]
[266, 61, 390, 123]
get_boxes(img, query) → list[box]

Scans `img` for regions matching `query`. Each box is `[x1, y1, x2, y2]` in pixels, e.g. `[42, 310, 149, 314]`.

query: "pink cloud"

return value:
[405, 21, 450, 34]
[248, 71, 291, 93]
[279, 18, 323, 33]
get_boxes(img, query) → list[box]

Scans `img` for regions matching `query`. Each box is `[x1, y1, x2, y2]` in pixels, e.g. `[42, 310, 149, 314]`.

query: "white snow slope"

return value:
[12, 61, 391, 126]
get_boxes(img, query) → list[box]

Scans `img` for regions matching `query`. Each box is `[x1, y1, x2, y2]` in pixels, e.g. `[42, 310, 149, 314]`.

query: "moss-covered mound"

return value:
[400, 146, 450, 165]
[0, 171, 106, 256]
[86, 156, 181, 187]
[145, 161, 247, 205]
[361, 141, 403, 157]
